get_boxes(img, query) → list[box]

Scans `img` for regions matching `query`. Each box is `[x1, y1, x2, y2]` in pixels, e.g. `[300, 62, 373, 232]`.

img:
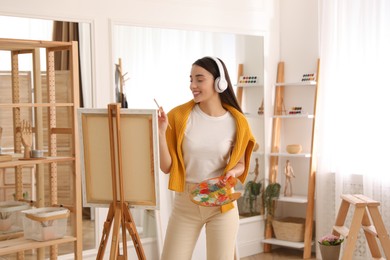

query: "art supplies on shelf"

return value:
[301, 73, 316, 82]
[288, 106, 303, 115]
[237, 75, 261, 87]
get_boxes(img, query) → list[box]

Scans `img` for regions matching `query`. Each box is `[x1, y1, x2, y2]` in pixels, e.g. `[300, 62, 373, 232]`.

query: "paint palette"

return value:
[190, 176, 241, 207]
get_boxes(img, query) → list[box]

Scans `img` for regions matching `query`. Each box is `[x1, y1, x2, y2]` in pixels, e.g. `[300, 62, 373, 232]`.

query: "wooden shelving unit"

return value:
[0, 38, 82, 259]
[235, 63, 265, 219]
[263, 60, 320, 259]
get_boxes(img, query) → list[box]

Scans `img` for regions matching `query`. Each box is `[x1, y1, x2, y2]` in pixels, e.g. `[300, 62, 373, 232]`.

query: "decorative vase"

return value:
[319, 244, 341, 260]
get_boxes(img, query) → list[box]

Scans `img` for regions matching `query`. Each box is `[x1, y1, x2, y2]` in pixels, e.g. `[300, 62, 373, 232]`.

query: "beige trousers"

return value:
[161, 183, 239, 260]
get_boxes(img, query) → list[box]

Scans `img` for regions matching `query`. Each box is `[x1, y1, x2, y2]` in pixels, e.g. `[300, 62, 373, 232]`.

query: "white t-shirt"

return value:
[183, 104, 236, 183]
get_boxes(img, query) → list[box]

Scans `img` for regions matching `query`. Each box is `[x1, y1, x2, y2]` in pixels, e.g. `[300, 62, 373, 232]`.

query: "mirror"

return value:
[0, 15, 95, 257]
[111, 24, 265, 219]
[0, 15, 265, 257]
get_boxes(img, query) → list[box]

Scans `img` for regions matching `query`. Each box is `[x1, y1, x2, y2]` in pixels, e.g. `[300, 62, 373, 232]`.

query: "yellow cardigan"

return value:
[165, 100, 256, 212]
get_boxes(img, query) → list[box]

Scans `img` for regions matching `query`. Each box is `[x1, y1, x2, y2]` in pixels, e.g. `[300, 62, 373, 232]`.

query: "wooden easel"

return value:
[333, 194, 390, 260]
[96, 103, 146, 260]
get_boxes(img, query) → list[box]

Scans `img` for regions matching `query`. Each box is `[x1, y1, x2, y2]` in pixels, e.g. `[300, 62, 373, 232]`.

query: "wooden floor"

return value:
[241, 248, 316, 260]
[1, 216, 318, 260]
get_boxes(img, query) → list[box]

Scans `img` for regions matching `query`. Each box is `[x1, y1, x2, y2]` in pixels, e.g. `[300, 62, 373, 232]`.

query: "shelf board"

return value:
[239, 215, 263, 223]
[277, 195, 308, 203]
[0, 38, 73, 51]
[0, 231, 23, 241]
[0, 103, 75, 108]
[262, 238, 312, 249]
[236, 84, 263, 88]
[275, 81, 317, 87]
[252, 151, 264, 156]
[269, 152, 311, 158]
[272, 114, 314, 119]
[0, 236, 76, 255]
[245, 113, 264, 118]
[0, 156, 75, 168]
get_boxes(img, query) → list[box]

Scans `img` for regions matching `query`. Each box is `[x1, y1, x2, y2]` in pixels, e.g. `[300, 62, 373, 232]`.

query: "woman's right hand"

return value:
[157, 106, 172, 174]
[157, 107, 169, 132]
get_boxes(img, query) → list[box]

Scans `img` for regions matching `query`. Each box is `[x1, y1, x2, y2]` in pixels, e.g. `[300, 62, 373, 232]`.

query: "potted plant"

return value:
[242, 180, 262, 216]
[318, 234, 344, 260]
[263, 182, 281, 239]
[239, 157, 263, 216]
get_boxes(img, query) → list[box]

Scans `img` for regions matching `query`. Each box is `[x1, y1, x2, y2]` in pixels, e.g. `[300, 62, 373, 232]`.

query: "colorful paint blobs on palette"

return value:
[190, 176, 241, 207]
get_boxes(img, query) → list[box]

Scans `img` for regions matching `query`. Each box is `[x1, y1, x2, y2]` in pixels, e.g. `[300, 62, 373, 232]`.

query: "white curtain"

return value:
[317, 0, 390, 258]
[111, 25, 237, 112]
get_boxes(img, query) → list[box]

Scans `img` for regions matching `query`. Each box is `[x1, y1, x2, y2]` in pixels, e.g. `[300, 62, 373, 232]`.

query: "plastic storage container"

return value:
[0, 201, 30, 232]
[22, 207, 69, 241]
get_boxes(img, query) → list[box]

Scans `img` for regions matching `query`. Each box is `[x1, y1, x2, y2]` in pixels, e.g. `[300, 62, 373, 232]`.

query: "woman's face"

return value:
[190, 65, 218, 103]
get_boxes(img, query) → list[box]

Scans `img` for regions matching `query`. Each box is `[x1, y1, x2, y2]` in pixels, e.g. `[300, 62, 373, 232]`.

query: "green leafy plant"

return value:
[263, 182, 281, 217]
[243, 180, 262, 215]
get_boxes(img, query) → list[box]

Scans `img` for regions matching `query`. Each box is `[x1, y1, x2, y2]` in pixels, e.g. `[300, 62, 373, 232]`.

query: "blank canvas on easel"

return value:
[78, 108, 159, 209]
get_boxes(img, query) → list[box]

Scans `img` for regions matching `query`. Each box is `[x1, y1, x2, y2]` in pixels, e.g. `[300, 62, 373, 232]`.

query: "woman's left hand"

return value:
[218, 172, 236, 187]
[223, 172, 236, 182]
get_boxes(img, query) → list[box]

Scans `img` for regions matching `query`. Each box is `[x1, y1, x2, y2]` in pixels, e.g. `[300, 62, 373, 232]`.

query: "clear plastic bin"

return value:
[0, 201, 30, 232]
[22, 207, 69, 241]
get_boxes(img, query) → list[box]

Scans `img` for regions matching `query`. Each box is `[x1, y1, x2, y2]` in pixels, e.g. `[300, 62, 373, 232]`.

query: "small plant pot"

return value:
[319, 244, 341, 260]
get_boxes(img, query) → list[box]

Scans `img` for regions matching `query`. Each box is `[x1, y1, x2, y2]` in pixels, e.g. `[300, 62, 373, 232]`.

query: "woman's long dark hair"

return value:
[193, 57, 243, 113]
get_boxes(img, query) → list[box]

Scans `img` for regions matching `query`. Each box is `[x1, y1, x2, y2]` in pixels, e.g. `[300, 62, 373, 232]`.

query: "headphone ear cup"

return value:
[214, 77, 228, 93]
[214, 77, 221, 92]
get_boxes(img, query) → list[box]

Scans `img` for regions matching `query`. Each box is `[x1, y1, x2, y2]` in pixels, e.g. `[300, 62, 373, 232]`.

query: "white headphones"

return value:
[208, 56, 228, 93]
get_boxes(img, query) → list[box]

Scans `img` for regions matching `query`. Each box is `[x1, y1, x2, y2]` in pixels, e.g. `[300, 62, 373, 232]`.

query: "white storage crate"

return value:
[0, 201, 30, 232]
[22, 207, 69, 241]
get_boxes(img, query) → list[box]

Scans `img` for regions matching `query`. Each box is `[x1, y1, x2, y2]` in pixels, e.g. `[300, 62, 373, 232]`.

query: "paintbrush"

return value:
[153, 98, 172, 129]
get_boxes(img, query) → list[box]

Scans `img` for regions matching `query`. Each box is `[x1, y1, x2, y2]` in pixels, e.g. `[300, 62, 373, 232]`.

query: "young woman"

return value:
[157, 56, 255, 259]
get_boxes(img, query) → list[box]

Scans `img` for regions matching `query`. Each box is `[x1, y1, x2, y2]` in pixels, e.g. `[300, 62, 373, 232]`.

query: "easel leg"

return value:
[120, 204, 128, 259]
[123, 205, 147, 260]
[110, 205, 123, 260]
[97, 203, 115, 260]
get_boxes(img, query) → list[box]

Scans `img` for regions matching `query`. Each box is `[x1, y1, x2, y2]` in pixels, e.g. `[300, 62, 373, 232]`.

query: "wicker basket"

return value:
[272, 217, 305, 242]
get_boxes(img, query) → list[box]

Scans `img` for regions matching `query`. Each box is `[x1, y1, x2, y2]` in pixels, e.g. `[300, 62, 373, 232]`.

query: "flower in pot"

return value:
[318, 234, 344, 260]
[318, 234, 344, 246]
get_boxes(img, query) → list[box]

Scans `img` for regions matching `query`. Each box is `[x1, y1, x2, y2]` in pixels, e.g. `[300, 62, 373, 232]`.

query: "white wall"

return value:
[277, 0, 319, 219]
[280, 0, 319, 79]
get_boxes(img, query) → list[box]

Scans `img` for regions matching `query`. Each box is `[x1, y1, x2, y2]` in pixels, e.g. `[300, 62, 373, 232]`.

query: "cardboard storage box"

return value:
[22, 207, 69, 241]
[0, 201, 30, 232]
